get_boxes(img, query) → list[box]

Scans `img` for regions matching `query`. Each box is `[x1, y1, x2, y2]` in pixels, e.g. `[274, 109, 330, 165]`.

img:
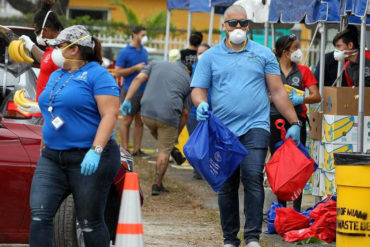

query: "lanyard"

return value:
[48, 72, 76, 118]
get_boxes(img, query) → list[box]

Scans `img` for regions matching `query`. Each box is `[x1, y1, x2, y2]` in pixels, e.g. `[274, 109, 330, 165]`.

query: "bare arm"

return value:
[266, 74, 299, 124]
[178, 108, 190, 135]
[125, 72, 149, 101]
[303, 84, 321, 104]
[30, 45, 45, 63]
[115, 62, 145, 77]
[191, 88, 208, 107]
[93, 95, 120, 148]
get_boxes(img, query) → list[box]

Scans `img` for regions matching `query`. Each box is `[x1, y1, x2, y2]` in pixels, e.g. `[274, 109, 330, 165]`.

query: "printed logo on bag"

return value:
[214, 151, 222, 162]
[76, 71, 88, 82]
[291, 76, 300, 86]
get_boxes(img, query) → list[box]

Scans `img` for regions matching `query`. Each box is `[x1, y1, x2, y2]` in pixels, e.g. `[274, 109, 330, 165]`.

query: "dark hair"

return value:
[274, 34, 297, 58]
[199, 43, 211, 49]
[132, 26, 146, 34]
[78, 37, 103, 64]
[332, 25, 359, 49]
[33, 3, 63, 31]
[189, 31, 203, 47]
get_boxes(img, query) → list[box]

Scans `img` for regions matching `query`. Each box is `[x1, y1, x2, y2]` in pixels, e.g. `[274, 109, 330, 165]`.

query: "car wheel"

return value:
[53, 194, 84, 247]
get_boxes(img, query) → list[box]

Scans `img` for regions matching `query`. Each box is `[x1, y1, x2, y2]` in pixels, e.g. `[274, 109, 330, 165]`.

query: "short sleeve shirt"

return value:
[191, 38, 280, 136]
[36, 47, 59, 100]
[180, 48, 197, 65]
[39, 62, 120, 150]
[271, 63, 317, 117]
[344, 50, 370, 87]
[116, 44, 148, 93]
[140, 61, 191, 128]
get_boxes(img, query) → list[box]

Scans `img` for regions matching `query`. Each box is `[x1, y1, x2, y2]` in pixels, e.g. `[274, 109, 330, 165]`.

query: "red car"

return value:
[0, 26, 132, 246]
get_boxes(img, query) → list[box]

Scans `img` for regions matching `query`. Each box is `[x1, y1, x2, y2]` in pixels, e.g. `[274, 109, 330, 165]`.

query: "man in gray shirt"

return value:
[121, 61, 192, 195]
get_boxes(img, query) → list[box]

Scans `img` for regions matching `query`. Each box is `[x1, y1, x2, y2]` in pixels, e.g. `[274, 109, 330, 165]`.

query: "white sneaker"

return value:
[224, 244, 237, 247]
[246, 241, 261, 247]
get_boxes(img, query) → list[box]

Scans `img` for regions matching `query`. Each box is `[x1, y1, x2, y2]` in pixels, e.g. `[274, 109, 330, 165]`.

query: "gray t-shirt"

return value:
[140, 61, 191, 127]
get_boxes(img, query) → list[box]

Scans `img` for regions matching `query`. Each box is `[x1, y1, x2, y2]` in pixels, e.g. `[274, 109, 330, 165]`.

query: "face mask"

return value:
[334, 49, 346, 62]
[36, 10, 52, 46]
[290, 49, 303, 63]
[228, 29, 247, 45]
[51, 34, 91, 68]
[141, 35, 148, 45]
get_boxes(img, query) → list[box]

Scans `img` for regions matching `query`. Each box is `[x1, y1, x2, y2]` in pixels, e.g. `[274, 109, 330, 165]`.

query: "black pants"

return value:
[269, 114, 307, 211]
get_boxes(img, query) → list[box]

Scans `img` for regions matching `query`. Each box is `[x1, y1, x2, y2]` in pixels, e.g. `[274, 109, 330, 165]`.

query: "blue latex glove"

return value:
[286, 125, 301, 145]
[80, 149, 101, 176]
[289, 89, 304, 106]
[196, 101, 209, 121]
[120, 100, 131, 116]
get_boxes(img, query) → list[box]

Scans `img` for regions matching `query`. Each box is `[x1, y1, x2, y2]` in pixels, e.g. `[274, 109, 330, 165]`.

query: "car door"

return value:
[0, 118, 32, 234]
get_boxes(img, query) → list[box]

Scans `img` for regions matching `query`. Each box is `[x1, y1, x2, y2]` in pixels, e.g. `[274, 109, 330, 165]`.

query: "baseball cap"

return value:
[48, 25, 94, 48]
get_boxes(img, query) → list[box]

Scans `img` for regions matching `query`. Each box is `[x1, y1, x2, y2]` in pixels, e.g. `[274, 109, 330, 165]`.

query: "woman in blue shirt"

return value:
[29, 25, 121, 247]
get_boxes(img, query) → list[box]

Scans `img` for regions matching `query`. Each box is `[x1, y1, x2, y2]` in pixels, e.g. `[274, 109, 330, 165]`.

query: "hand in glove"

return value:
[19, 35, 35, 52]
[120, 100, 131, 116]
[80, 149, 101, 176]
[196, 101, 209, 121]
[289, 88, 304, 106]
[286, 125, 301, 145]
[17, 103, 41, 114]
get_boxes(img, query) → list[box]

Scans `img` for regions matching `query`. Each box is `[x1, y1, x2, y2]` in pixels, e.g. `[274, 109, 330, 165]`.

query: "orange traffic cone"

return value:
[116, 172, 144, 247]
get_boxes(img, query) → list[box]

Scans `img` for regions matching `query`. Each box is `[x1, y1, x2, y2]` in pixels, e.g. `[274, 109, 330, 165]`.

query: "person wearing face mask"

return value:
[270, 34, 321, 211]
[331, 26, 369, 87]
[29, 25, 121, 247]
[115, 26, 149, 158]
[19, 2, 63, 106]
[191, 5, 302, 247]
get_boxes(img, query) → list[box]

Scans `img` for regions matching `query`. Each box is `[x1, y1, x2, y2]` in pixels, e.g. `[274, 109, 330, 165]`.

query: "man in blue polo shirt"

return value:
[191, 5, 301, 247]
[115, 26, 149, 157]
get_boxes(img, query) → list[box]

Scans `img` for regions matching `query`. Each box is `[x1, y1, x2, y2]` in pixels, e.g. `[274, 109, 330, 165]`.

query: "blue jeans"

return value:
[29, 140, 121, 247]
[218, 128, 270, 246]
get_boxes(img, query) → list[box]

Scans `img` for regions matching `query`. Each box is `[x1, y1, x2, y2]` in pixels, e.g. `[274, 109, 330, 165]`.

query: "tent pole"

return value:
[271, 23, 275, 49]
[358, 16, 366, 152]
[319, 22, 326, 111]
[336, 15, 348, 86]
[264, 21, 269, 47]
[208, 6, 215, 46]
[164, 9, 171, 61]
[186, 11, 192, 47]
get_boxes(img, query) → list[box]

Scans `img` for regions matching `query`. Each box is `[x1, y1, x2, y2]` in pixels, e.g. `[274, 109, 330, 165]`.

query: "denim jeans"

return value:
[29, 140, 121, 247]
[218, 128, 270, 246]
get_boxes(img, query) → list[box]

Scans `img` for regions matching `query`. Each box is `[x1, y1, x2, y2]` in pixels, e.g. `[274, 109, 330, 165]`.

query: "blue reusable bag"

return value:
[184, 111, 248, 192]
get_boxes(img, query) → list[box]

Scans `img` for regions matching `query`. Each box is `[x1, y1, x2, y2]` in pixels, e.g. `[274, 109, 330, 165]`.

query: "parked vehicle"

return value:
[0, 26, 135, 246]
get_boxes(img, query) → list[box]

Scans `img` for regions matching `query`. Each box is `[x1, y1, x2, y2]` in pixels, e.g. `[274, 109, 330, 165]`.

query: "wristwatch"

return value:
[91, 145, 103, 155]
[291, 120, 303, 127]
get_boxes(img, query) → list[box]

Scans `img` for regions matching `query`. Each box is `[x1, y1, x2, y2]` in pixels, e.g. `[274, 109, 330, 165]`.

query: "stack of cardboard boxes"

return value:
[309, 87, 370, 197]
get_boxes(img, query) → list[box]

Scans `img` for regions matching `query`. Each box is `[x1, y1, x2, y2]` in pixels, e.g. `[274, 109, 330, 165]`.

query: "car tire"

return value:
[53, 194, 84, 247]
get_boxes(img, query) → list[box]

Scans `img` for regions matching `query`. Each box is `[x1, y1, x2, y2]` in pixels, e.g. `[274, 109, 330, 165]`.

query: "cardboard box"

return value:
[312, 168, 322, 196]
[319, 143, 357, 172]
[309, 112, 323, 140]
[322, 114, 358, 144]
[308, 140, 321, 165]
[312, 169, 336, 197]
[323, 87, 370, 115]
[323, 171, 336, 196]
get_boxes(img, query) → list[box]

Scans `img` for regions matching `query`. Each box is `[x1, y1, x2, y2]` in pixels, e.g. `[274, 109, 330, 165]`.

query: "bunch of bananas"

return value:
[8, 40, 34, 63]
[13, 89, 38, 109]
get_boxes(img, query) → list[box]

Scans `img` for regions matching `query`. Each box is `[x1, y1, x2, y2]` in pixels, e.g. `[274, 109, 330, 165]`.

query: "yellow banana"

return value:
[323, 116, 355, 142]
[17, 40, 34, 63]
[284, 84, 304, 96]
[19, 90, 37, 105]
[9, 40, 25, 63]
[323, 144, 353, 171]
[13, 89, 25, 108]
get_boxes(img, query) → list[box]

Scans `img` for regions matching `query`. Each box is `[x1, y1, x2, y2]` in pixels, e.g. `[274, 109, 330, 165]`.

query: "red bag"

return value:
[274, 207, 311, 235]
[266, 119, 314, 201]
[283, 228, 314, 242]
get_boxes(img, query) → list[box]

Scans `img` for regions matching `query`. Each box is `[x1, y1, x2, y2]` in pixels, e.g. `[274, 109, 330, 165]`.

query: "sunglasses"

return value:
[224, 19, 249, 27]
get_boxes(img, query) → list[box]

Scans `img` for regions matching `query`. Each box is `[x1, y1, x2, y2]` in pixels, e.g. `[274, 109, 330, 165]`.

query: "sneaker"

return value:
[171, 147, 186, 165]
[151, 184, 161, 196]
[224, 244, 237, 247]
[245, 241, 261, 247]
[132, 149, 150, 159]
[159, 183, 169, 193]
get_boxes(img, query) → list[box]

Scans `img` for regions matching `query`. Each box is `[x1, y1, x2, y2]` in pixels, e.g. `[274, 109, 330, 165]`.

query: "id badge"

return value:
[51, 116, 65, 130]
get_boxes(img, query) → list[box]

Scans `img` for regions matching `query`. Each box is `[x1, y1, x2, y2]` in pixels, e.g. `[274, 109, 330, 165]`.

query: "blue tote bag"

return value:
[184, 111, 248, 192]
